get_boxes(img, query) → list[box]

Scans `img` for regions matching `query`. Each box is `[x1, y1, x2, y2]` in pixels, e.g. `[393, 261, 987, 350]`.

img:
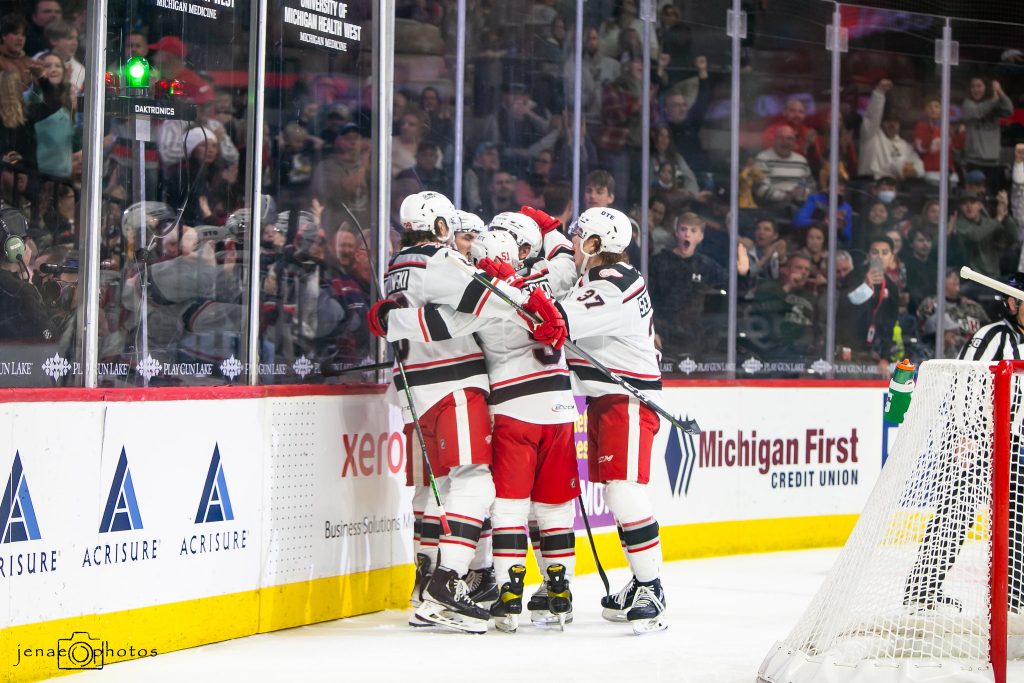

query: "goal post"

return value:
[757, 359, 1023, 683]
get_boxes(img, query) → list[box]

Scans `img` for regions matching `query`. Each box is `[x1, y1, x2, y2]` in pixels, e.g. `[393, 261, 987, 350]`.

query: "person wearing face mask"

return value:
[859, 79, 924, 182]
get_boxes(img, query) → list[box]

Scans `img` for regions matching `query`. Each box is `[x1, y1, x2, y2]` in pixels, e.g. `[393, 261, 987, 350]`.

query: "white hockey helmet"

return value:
[571, 207, 632, 254]
[489, 211, 541, 258]
[469, 229, 522, 269]
[399, 191, 458, 243]
[455, 210, 487, 235]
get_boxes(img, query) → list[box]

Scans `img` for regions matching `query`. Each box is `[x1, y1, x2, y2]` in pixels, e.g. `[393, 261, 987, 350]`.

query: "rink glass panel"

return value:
[257, 0, 377, 385]
[98, 0, 255, 387]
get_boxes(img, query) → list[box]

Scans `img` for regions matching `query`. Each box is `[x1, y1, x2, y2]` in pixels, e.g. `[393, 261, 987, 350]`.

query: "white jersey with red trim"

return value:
[383, 242, 529, 421]
[541, 230, 576, 299]
[385, 266, 577, 425]
[555, 262, 662, 398]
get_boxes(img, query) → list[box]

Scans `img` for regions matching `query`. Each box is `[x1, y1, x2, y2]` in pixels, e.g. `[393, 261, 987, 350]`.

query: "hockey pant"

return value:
[492, 498, 576, 583]
[905, 452, 1023, 611]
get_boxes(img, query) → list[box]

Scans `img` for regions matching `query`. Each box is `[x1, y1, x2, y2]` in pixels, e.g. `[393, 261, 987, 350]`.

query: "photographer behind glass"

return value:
[120, 201, 244, 375]
[0, 206, 54, 342]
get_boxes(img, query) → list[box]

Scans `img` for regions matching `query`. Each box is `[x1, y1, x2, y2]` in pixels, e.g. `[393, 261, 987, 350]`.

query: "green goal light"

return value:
[125, 56, 150, 89]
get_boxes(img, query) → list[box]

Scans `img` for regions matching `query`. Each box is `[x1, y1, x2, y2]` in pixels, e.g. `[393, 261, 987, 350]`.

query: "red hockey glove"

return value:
[368, 298, 401, 337]
[523, 287, 566, 349]
[519, 206, 562, 236]
[476, 257, 518, 281]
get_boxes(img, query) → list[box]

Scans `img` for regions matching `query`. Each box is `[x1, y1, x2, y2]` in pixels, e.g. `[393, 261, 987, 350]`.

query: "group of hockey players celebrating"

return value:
[367, 190, 667, 635]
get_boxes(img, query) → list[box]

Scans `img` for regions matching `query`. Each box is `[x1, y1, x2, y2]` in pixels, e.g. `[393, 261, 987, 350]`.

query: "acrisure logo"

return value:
[181, 444, 249, 557]
[664, 416, 697, 497]
[2, 452, 40, 543]
[83, 447, 158, 568]
[1, 451, 59, 577]
[195, 444, 233, 523]
[100, 448, 143, 533]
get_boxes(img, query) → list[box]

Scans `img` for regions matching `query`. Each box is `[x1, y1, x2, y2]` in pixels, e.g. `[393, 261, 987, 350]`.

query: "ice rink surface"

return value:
[63, 547, 1024, 683]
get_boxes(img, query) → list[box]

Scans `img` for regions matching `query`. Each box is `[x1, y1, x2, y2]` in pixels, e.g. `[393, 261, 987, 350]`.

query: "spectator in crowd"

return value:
[583, 169, 615, 210]
[24, 0, 60, 57]
[651, 123, 700, 201]
[598, 0, 658, 60]
[836, 235, 901, 374]
[916, 268, 989, 358]
[0, 70, 38, 168]
[738, 150, 764, 210]
[0, 226, 52, 342]
[419, 86, 453, 150]
[658, 2, 693, 83]
[463, 141, 499, 215]
[650, 211, 749, 361]
[962, 77, 1014, 191]
[148, 36, 205, 100]
[957, 188, 1017, 280]
[762, 98, 823, 174]
[27, 51, 74, 179]
[274, 121, 321, 208]
[662, 56, 709, 176]
[858, 200, 893, 246]
[742, 217, 787, 284]
[543, 182, 574, 229]
[0, 151, 32, 213]
[40, 20, 82, 96]
[514, 148, 553, 210]
[162, 126, 221, 227]
[482, 169, 517, 218]
[391, 110, 431, 178]
[858, 79, 924, 182]
[599, 54, 643, 209]
[396, 141, 450, 195]
[563, 26, 619, 147]
[801, 224, 829, 293]
[0, 14, 39, 88]
[792, 172, 853, 243]
[913, 96, 964, 185]
[753, 124, 815, 209]
[158, 85, 239, 168]
[902, 226, 937, 311]
[313, 123, 371, 235]
[746, 251, 817, 361]
[884, 227, 908, 293]
[1012, 143, 1024, 226]
[647, 194, 672, 255]
[497, 85, 549, 177]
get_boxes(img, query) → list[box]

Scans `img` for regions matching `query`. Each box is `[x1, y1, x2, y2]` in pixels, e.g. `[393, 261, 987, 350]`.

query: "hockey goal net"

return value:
[758, 360, 1024, 683]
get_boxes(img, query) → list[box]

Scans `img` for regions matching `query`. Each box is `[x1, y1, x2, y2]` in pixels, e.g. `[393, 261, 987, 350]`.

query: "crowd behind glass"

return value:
[3, 0, 1024, 386]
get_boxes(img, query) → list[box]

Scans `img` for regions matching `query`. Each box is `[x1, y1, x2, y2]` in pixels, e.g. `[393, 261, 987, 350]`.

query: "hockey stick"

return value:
[448, 254, 701, 435]
[577, 494, 611, 598]
[321, 360, 393, 377]
[339, 202, 451, 535]
[960, 266, 1024, 301]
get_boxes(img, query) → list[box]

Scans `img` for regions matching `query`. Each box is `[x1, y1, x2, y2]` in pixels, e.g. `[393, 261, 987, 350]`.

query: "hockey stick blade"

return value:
[447, 253, 701, 435]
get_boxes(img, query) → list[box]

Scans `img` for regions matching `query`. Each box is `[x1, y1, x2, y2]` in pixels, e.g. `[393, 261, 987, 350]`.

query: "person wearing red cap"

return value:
[149, 35, 204, 100]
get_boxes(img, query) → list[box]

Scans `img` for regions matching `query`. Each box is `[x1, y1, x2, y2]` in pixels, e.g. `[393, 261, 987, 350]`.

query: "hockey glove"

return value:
[519, 206, 562, 236]
[368, 298, 402, 338]
[476, 257, 518, 282]
[523, 287, 567, 349]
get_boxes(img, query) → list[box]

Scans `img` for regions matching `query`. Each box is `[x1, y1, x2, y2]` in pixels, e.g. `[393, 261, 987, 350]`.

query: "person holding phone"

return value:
[835, 235, 901, 375]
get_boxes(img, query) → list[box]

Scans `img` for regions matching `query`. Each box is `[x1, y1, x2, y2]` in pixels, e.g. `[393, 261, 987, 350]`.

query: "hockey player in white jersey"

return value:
[518, 205, 578, 299]
[532, 206, 668, 634]
[367, 191, 566, 634]
[382, 229, 579, 632]
[454, 210, 487, 257]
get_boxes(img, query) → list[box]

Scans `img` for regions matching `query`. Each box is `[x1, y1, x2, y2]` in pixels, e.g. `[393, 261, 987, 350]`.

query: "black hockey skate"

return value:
[529, 565, 574, 628]
[413, 566, 490, 634]
[601, 576, 639, 622]
[545, 564, 573, 631]
[490, 565, 527, 633]
[626, 578, 667, 635]
[465, 565, 498, 607]
[410, 553, 432, 608]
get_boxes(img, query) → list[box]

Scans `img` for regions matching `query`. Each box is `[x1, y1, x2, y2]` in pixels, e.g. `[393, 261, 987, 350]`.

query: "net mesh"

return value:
[776, 360, 1023, 667]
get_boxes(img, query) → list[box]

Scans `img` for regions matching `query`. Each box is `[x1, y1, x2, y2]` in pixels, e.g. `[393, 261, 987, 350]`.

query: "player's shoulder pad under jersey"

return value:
[585, 262, 641, 293]
[387, 243, 444, 268]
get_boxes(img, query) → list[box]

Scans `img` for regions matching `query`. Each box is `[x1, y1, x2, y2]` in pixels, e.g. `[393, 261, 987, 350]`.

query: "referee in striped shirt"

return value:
[958, 271, 1024, 361]
[904, 271, 1023, 613]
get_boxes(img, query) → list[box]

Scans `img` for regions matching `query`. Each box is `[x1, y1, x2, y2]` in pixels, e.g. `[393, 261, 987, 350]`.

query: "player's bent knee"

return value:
[448, 464, 496, 512]
[603, 480, 654, 523]
[532, 500, 576, 530]
[491, 497, 530, 526]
